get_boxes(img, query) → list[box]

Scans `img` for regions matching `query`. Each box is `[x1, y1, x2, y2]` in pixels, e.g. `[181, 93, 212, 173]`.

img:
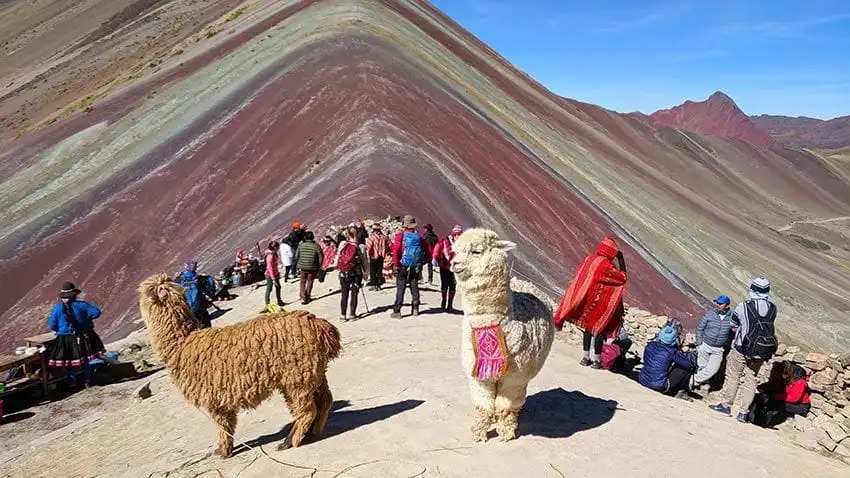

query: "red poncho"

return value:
[553, 236, 627, 337]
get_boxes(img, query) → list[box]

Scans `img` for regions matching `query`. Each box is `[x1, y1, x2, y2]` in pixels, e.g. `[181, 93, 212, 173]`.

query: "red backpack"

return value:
[600, 343, 621, 371]
[337, 243, 360, 274]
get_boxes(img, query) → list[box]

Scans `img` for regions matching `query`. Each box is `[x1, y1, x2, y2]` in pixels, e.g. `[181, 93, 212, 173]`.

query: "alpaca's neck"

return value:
[146, 311, 196, 366]
[459, 273, 511, 328]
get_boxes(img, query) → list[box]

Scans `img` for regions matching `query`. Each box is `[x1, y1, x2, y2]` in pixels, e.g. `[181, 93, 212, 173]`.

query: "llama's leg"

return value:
[494, 376, 528, 442]
[311, 377, 334, 436]
[278, 392, 318, 450]
[469, 379, 497, 442]
[210, 409, 238, 458]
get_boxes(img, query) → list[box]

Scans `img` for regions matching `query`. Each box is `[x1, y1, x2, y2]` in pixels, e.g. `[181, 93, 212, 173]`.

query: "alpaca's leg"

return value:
[494, 376, 527, 442]
[278, 392, 318, 450]
[311, 377, 334, 436]
[469, 379, 497, 442]
[211, 410, 238, 458]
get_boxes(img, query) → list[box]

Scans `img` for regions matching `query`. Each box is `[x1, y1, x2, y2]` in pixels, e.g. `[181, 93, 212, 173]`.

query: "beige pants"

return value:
[721, 348, 763, 411]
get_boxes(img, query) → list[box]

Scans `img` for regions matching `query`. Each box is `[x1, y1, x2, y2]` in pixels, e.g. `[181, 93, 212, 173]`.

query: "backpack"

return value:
[600, 343, 621, 371]
[741, 300, 778, 360]
[337, 243, 360, 274]
[181, 275, 213, 313]
[400, 231, 423, 267]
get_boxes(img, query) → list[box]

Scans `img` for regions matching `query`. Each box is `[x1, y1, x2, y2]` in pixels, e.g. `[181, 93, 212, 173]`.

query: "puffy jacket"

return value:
[638, 341, 695, 390]
[432, 234, 458, 270]
[283, 229, 304, 249]
[695, 308, 734, 348]
[264, 249, 280, 279]
[48, 300, 102, 336]
[296, 240, 323, 271]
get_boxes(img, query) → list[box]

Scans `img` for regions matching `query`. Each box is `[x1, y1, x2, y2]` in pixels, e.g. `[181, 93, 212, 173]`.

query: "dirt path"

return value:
[1, 279, 846, 477]
[777, 216, 850, 232]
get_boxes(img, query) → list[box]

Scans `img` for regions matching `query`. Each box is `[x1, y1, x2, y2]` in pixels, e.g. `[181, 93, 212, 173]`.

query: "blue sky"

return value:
[429, 0, 850, 119]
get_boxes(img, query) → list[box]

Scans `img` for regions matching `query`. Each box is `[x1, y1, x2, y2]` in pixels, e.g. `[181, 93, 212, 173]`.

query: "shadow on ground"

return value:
[517, 388, 619, 439]
[236, 398, 424, 453]
[0, 411, 36, 426]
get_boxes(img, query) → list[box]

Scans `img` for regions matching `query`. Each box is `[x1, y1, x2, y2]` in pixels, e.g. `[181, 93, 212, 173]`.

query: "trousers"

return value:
[721, 349, 763, 411]
[693, 343, 725, 385]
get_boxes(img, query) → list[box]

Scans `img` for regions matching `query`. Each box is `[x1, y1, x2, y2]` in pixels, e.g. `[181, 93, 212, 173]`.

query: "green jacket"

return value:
[296, 240, 323, 271]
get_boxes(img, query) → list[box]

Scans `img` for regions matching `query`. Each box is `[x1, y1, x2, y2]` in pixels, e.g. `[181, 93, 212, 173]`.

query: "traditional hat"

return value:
[59, 282, 82, 299]
[402, 215, 417, 228]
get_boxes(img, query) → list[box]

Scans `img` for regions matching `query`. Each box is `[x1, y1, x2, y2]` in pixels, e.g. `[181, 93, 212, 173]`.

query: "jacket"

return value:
[321, 244, 336, 269]
[432, 234, 458, 270]
[422, 231, 439, 250]
[638, 341, 695, 390]
[356, 227, 368, 245]
[695, 308, 734, 348]
[296, 240, 323, 271]
[366, 232, 390, 259]
[283, 229, 304, 249]
[264, 249, 280, 279]
[48, 300, 102, 336]
[774, 378, 811, 405]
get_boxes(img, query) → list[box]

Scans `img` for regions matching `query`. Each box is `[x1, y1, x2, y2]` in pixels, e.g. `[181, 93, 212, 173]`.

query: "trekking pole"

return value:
[360, 284, 370, 314]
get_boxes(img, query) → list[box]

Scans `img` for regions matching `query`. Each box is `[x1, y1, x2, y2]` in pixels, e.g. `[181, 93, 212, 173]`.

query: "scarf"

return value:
[553, 236, 627, 336]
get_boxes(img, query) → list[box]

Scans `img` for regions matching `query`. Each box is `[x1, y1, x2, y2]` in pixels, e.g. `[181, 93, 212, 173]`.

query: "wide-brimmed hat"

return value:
[402, 215, 417, 228]
[59, 282, 81, 299]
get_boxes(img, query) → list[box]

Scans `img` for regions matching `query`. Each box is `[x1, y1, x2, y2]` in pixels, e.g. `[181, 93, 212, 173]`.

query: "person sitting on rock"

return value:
[554, 235, 627, 369]
[639, 325, 696, 400]
[747, 361, 811, 427]
[692, 295, 734, 391]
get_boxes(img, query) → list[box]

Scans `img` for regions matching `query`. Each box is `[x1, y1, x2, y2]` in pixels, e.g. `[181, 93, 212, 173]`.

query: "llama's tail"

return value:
[138, 273, 186, 310]
[311, 317, 342, 360]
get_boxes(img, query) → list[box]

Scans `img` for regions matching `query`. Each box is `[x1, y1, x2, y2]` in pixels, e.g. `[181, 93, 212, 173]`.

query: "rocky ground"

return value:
[1, 276, 847, 477]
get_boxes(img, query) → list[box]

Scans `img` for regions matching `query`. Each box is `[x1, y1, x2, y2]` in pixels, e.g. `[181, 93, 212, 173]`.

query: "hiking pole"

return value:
[360, 283, 370, 313]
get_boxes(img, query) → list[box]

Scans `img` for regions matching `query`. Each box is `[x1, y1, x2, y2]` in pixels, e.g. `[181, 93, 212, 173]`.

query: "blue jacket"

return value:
[639, 341, 695, 390]
[48, 300, 102, 336]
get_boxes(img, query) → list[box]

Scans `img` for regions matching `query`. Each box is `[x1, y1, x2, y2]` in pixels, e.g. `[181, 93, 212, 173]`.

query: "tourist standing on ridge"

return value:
[391, 215, 424, 318]
[710, 277, 779, 422]
[179, 260, 217, 327]
[355, 220, 369, 246]
[318, 235, 337, 283]
[335, 228, 365, 321]
[263, 242, 285, 308]
[692, 295, 734, 391]
[553, 235, 627, 369]
[47, 282, 106, 389]
[294, 232, 323, 304]
[639, 325, 696, 400]
[432, 224, 463, 312]
[283, 222, 305, 280]
[422, 224, 439, 284]
[366, 224, 390, 291]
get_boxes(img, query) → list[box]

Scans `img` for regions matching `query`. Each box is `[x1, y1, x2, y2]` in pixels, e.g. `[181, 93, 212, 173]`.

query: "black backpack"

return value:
[741, 300, 778, 360]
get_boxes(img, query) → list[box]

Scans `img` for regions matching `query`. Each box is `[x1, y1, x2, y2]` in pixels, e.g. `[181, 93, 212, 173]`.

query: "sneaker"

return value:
[412, 306, 420, 317]
[579, 357, 592, 366]
[591, 361, 603, 370]
[277, 301, 286, 307]
[709, 403, 732, 416]
[675, 390, 693, 402]
[736, 412, 749, 423]
[338, 315, 347, 322]
[390, 311, 402, 319]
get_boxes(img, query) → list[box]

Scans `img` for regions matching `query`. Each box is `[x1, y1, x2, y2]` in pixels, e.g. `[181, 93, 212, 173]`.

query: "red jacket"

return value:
[773, 378, 810, 405]
[392, 228, 432, 267]
[432, 234, 458, 270]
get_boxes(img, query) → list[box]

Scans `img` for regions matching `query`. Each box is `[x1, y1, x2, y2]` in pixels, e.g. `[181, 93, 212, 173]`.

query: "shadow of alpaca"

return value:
[517, 388, 619, 439]
[235, 399, 424, 453]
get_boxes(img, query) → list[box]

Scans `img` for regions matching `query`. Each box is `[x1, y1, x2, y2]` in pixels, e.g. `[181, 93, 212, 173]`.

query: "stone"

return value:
[811, 394, 827, 409]
[787, 346, 801, 354]
[812, 368, 839, 387]
[826, 390, 849, 407]
[844, 415, 850, 431]
[823, 402, 839, 417]
[830, 353, 841, 359]
[655, 316, 669, 328]
[807, 352, 829, 363]
[809, 380, 829, 393]
[819, 436, 838, 452]
[835, 444, 850, 458]
[134, 382, 152, 400]
[793, 414, 813, 431]
[775, 343, 787, 356]
[839, 353, 850, 369]
[796, 427, 828, 450]
[822, 420, 849, 442]
[792, 353, 806, 364]
[829, 358, 844, 371]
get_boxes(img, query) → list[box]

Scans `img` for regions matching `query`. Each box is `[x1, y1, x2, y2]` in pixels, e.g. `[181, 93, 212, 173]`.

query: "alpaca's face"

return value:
[451, 228, 516, 282]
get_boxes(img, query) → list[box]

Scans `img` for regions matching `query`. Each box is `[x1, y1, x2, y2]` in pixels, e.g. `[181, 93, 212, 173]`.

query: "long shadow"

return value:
[0, 411, 36, 425]
[209, 308, 232, 321]
[236, 398, 423, 454]
[517, 388, 619, 439]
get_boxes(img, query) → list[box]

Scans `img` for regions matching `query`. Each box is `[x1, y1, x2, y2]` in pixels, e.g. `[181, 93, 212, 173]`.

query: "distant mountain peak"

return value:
[707, 90, 735, 105]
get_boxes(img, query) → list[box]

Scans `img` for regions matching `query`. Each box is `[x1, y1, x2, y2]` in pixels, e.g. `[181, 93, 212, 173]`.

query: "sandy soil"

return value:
[1, 280, 846, 477]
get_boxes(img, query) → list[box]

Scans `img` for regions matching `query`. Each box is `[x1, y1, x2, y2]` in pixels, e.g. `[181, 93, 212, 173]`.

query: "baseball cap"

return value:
[714, 295, 731, 305]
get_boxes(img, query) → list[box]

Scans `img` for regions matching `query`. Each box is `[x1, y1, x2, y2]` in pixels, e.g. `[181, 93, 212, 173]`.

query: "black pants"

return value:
[195, 308, 212, 329]
[368, 257, 384, 287]
[340, 274, 362, 317]
[439, 268, 456, 294]
[582, 331, 605, 355]
[749, 393, 810, 427]
[426, 262, 434, 283]
[393, 266, 420, 312]
[663, 365, 692, 396]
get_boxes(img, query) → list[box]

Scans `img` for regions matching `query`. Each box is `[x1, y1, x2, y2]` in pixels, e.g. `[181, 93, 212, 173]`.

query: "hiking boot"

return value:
[412, 305, 420, 317]
[709, 403, 732, 416]
[591, 361, 603, 370]
[277, 301, 286, 307]
[736, 412, 749, 423]
[390, 311, 402, 319]
[675, 390, 693, 402]
[338, 315, 347, 322]
[579, 357, 592, 367]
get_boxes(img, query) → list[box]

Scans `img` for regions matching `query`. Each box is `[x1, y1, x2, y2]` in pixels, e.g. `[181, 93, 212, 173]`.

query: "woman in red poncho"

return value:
[554, 235, 627, 369]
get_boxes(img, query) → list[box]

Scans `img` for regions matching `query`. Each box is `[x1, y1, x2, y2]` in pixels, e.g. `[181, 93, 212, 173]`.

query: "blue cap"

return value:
[714, 295, 731, 305]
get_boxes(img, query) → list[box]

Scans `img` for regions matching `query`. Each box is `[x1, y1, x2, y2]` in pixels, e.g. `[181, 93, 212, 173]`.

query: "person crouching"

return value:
[639, 325, 696, 400]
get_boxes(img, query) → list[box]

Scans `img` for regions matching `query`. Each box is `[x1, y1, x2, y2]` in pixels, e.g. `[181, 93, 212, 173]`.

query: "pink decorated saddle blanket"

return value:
[471, 324, 509, 381]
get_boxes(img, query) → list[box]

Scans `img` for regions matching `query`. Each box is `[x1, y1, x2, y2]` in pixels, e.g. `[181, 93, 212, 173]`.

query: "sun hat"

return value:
[59, 282, 82, 299]
[402, 215, 417, 228]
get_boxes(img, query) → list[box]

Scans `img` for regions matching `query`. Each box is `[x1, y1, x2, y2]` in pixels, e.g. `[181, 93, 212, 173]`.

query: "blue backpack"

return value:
[400, 231, 423, 267]
[180, 274, 213, 312]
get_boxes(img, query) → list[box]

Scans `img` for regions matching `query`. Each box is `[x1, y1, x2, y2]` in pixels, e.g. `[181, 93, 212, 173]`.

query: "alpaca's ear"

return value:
[494, 240, 517, 252]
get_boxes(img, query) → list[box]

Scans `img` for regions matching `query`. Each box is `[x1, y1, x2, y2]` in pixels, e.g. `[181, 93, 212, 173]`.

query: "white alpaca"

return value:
[451, 228, 555, 442]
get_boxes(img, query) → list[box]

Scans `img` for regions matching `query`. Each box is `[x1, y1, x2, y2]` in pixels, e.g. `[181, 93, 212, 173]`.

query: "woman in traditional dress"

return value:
[553, 235, 627, 369]
[47, 282, 106, 389]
